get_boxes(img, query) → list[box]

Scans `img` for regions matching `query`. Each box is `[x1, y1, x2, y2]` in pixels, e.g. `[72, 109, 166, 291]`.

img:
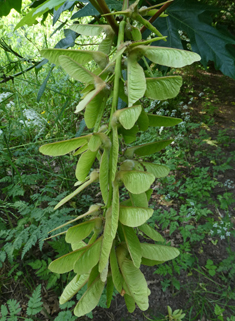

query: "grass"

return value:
[1, 10, 235, 321]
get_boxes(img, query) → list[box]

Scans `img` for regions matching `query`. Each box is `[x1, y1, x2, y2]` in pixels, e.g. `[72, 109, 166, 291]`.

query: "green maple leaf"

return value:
[144, 0, 235, 80]
[0, 0, 22, 17]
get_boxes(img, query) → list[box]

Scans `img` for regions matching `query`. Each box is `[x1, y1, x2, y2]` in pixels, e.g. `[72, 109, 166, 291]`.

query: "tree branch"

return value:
[140, 0, 174, 34]
[0, 61, 42, 84]
[96, 0, 119, 35]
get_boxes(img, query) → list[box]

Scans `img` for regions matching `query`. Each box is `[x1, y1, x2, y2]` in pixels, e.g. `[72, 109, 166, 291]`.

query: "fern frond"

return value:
[21, 227, 40, 259]
[7, 299, 21, 316]
[1, 304, 8, 321]
[54, 311, 77, 321]
[26, 284, 43, 316]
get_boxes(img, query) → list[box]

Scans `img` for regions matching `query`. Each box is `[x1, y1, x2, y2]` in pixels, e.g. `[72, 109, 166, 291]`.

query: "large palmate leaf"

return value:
[148, 0, 235, 80]
[119, 206, 153, 227]
[71, 0, 122, 19]
[40, 49, 108, 70]
[15, 0, 70, 28]
[145, 76, 182, 100]
[60, 273, 89, 304]
[39, 135, 90, 156]
[34, 0, 67, 15]
[74, 277, 105, 317]
[0, 0, 22, 17]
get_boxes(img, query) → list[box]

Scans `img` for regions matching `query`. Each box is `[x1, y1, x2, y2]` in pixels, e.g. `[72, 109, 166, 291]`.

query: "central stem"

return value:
[107, 20, 126, 209]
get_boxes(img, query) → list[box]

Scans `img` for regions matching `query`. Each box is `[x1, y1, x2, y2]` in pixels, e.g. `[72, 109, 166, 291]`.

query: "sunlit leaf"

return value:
[137, 108, 149, 131]
[118, 170, 155, 194]
[88, 264, 99, 287]
[127, 52, 146, 107]
[99, 149, 109, 204]
[85, 90, 107, 128]
[141, 243, 180, 261]
[106, 276, 114, 308]
[133, 45, 201, 68]
[66, 218, 102, 244]
[48, 248, 84, 274]
[88, 134, 102, 152]
[111, 125, 119, 181]
[59, 56, 102, 84]
[141, 258, 163, 266]
[71, 241, 87, 251]
[73, 143, 88, 156]
[124, 294, 136, 313]
[74, 237, 102, 274]
[145, 76, 182, 100]
[75, 84, 106, 114]
[111, 182, 119, 238]
[99, 208, 113, 273]
[117, 105, 142, 129]
[129, 192, 148, 208]
[59, 273, 89, 304]
[110, 246, 123, 293]
[74, 277, 105, 317]
[75, 150, 97, 182]
[40, 49, 108, 69]
[70, 24, 113, 37]
[120, 258, 149, 311]
[118, 125, 139, 144]
[39, 135, 90, 156]
[119, 206, 153, 227]
[138, 224, 164, 242]
[121, 225, 142, 268]
[99, 36, 114, 55]
[141, 162, 170, 178]
[54, 171, 99, 209]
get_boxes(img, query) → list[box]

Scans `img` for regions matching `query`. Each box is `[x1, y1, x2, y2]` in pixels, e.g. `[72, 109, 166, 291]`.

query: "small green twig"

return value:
[140, 0, 174, 34]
